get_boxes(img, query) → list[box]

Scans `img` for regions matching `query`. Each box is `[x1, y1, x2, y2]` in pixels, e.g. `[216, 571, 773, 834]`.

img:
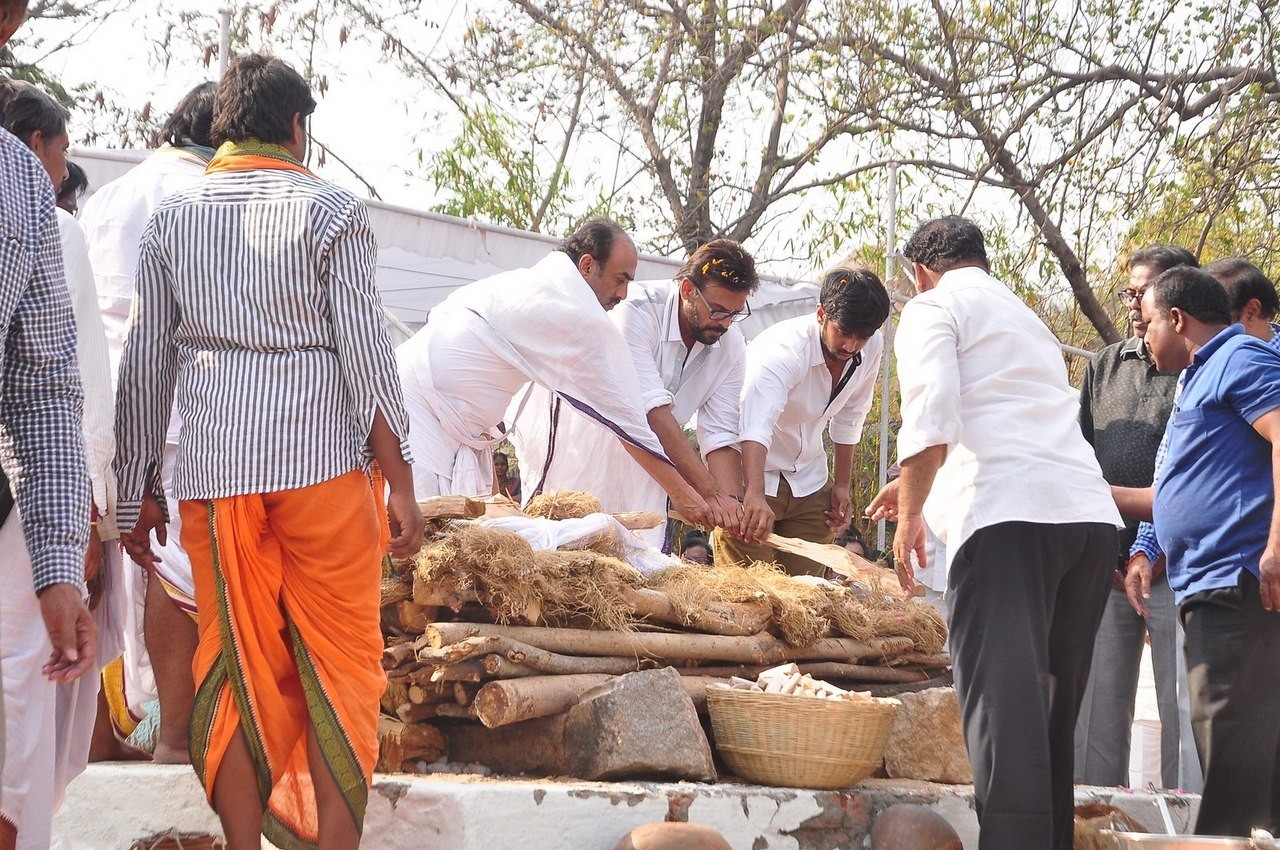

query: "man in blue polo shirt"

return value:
[1140, 266, 1280, 836]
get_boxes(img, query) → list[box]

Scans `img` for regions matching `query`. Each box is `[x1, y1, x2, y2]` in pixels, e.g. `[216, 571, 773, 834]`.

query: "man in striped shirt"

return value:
[114, 54, 423, 850]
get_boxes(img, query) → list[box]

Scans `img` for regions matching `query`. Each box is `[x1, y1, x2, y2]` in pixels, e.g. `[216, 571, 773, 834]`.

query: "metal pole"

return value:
[218, 8, 233, 78]
[876, 162, 898, 553]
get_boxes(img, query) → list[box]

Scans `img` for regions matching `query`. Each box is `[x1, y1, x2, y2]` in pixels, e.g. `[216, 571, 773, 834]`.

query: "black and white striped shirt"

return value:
[114, 167, 411, 530]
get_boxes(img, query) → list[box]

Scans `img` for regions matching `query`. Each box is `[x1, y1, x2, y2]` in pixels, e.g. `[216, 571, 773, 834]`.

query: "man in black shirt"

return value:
[1074, 245, 1194, 790]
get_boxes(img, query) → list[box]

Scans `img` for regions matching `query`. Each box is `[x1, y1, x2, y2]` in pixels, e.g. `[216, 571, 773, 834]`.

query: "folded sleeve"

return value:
[894, 299, 962, 462]
[695, 350, 744, 456]
[738, 333, 802, 450]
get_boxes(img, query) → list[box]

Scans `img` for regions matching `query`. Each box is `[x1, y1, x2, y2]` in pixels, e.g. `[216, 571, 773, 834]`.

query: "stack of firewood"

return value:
[376, 496, 951, 773]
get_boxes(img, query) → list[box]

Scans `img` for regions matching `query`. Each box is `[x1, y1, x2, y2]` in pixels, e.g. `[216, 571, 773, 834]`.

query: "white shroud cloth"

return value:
[397, 251, 671, 498]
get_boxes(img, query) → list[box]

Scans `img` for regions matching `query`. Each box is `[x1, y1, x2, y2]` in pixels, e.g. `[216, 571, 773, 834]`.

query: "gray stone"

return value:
[882, 687, 973, 783]
[565, 667, 716, 782]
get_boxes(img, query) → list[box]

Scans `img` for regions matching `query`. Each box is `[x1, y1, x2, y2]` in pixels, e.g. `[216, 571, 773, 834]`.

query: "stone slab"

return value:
[51, 763, 1199, 850]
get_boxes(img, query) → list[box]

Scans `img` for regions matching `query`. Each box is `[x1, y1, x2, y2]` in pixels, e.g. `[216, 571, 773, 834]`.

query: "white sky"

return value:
[29, 1, 479, 208]
[21, 1, 905, 280]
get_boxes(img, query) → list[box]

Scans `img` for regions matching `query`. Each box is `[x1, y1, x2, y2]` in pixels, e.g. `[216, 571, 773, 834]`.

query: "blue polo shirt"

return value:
[1153, 324, 1280, 603]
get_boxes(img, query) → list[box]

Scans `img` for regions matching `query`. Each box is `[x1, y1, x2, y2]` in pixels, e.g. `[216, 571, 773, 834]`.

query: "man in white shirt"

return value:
[397, 218, 712, 527]
[871, 216, 1120, 850]
[509, 239, 756, 548]
[715, 268, 889, 575]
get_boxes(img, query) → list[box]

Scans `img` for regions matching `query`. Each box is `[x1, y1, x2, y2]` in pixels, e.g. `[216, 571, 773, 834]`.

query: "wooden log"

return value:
[434, 703, 479, 719]
[461, 635, 638, 675]
[382, 681, 411, 714]
[413, 573, 476, 610]
[407, 683, 451, 705]
[426, 622, 913, 665]
[376, 716, 446, 770]
[677, 675, 727, 713]
[622, 587, 771, 637]
[418, 495, 486, 520]
[472, 674, 614, 728]
[441, 714, 569, 775]
[430, 659, 486, 683]
[453, 682, 480, 706]
[395, 702, 443, 724]
[382, 641, 417, 670]
[416, 635, 502, 665]
[481, 653, 644, 678]
[394, 601, 435, 634]
[884, 652, 951, 668]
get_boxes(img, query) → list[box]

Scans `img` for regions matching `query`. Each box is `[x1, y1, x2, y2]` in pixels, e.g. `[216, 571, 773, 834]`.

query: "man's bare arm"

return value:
[1251, 408, 1280, 611]
[1112, 485, 1154, 522]
[892, 444, 947, 592]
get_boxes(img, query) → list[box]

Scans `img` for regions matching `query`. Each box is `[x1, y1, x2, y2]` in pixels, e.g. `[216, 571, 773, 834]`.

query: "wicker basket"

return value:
[706, 687, 900, 789]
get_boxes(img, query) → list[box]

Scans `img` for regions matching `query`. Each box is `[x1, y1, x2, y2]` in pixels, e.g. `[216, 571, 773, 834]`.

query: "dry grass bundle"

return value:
[650, 561, 830, 647]
[380, 575, 413, 607]
[527, 550, 644, 631]
[523, 490, 602, 520]
[864, 598, 948, 653]
[821, 584, 876, 642]
[414, 524, 535, 622]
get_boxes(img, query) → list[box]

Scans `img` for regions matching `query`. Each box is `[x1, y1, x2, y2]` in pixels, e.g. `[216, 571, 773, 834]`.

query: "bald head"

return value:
[0, 1, 27, 49]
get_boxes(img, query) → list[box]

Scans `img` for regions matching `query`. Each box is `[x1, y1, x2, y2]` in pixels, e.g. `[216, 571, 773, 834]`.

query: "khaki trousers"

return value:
[712, 477, 833, 576]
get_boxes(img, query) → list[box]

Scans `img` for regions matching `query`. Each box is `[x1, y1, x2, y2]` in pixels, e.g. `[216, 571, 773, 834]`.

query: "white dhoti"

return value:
[1, 514, 56, 849]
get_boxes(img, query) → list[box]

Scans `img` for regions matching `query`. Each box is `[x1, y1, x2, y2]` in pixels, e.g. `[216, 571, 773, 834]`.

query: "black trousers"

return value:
[1181, 571, 1280, 836]
[948, 520, 1116, 850]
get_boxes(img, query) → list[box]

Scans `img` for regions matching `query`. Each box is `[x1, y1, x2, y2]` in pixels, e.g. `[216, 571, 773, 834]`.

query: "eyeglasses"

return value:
[1116, 289, 1145, 305]
[693, 285, 751, 323]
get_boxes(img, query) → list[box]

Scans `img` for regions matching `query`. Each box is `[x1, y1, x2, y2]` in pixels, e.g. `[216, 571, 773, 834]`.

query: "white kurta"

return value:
[739, 315, 883, 499]
[79, 145, 211, 383]
[509, 279, 744, 544]
[397, 252, 671, 499]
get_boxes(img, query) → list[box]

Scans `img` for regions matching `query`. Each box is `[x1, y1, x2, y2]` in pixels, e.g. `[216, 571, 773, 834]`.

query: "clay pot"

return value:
[614, 822, 733, 850]
[871, 804, 964, 850]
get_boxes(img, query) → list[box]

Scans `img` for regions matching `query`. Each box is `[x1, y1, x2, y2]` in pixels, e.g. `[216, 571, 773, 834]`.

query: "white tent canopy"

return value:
[71, 147, 820, 340]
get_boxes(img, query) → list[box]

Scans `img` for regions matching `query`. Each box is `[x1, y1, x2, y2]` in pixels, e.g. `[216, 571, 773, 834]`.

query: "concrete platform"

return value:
[52, 763, 1200, 849]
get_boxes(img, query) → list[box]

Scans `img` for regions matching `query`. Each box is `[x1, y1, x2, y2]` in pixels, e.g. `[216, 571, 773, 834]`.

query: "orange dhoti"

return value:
[180, 470, 386, 850]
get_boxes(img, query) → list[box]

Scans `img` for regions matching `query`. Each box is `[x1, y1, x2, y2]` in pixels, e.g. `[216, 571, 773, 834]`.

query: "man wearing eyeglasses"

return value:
[1074, 245, 1196, 793]
[509, 239, 759, 548]
[713, 267, 890, 575]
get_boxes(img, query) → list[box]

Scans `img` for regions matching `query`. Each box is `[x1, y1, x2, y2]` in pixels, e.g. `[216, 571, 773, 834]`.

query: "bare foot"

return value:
[151, 741, 192, 764]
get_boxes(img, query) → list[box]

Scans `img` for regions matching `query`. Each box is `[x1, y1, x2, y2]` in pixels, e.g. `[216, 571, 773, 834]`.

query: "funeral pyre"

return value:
[376, 495, 950, 778]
